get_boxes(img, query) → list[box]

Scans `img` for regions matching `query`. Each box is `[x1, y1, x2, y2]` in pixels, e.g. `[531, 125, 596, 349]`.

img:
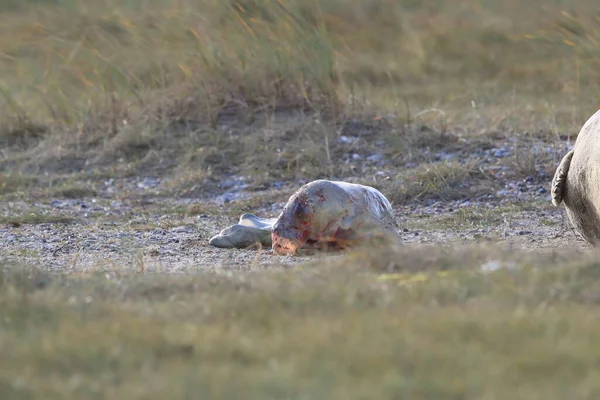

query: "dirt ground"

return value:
[0, 138, 588, 273]
[0, 98, 589, 273]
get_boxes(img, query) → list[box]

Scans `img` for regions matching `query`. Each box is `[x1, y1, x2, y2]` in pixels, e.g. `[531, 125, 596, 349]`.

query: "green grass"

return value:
[47, 183, 97, 199]
[384, 160, 492, 204]
[402, 201, 556, 231]
[0, 212, 76, 227]
[2, 245, 600, 399]
[1, 0, 599, 398]
[0, 172, 39, 195]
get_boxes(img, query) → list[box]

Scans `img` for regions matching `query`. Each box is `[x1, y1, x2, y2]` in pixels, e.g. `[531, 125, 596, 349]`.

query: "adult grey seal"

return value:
[209, 179, 400, 255]
[551, 109, 600, 245]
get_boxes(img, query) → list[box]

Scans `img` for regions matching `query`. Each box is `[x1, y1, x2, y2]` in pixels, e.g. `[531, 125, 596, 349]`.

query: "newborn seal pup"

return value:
[271, 180, 399, 255]
[209, 179, 399, 255]
[551, 109, 600, 245]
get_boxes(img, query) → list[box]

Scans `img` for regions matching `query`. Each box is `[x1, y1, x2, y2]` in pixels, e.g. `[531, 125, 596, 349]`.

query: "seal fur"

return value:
[271, 180, 399, 255]
[209, 179, 399, 255]
[551, 109, 600, 245]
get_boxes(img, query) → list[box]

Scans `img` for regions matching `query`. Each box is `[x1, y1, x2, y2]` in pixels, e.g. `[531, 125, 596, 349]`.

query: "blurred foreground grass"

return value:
[3, 244, 600, 399]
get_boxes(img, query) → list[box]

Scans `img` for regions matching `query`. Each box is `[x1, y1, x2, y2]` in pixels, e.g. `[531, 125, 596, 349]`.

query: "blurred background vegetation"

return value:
[0, 0, 598, 134]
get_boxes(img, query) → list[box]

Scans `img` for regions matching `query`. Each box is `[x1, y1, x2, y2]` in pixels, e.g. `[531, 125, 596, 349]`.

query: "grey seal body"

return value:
[208, 180, 399, 254]
[271, 180, 399, 255]
[551, 109, 600, 245]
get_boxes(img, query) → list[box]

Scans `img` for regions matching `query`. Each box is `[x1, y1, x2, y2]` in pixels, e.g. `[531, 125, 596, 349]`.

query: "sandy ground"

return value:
[0, 121, 587, 272]
[0, 184, 587, 273]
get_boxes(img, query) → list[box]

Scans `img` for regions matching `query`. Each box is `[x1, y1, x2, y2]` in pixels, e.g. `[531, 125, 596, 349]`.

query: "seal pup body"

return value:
[551, 109, 600, 245]
[271, 180, 398, 255]
[208, 180, 399, 255]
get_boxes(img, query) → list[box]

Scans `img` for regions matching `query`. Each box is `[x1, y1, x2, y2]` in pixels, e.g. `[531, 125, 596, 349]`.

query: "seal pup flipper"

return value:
[208, 214, 276, 249]
[238, 213, 278, 229]
[551, 149, 574, 206]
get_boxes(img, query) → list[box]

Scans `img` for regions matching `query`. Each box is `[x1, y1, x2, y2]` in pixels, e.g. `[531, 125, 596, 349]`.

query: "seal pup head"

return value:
[271, 190, 315, 256]
[271, 180, 358, 256]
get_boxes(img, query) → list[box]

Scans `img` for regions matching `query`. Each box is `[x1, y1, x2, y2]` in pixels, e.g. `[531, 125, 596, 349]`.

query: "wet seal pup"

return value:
[552, 109, 600, 245]
[209, 179, 400, 255]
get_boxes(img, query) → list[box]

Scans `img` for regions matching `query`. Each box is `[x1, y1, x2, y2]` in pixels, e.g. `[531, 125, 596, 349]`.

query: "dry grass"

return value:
[0, 0, 599, 182]
[46, 182, 98, 199]
[0, 173, 97, 199]
[382, 160, 492, 205]
[3, 245, 600, 399]
[0, 212, 77, 227]
[0, 172, 39, 195]
[0, 0, 597, 126]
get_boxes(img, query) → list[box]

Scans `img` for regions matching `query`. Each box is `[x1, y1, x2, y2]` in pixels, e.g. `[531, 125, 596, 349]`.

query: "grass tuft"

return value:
[0, 212, 77, 227]
[384, 161, 492, 205]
